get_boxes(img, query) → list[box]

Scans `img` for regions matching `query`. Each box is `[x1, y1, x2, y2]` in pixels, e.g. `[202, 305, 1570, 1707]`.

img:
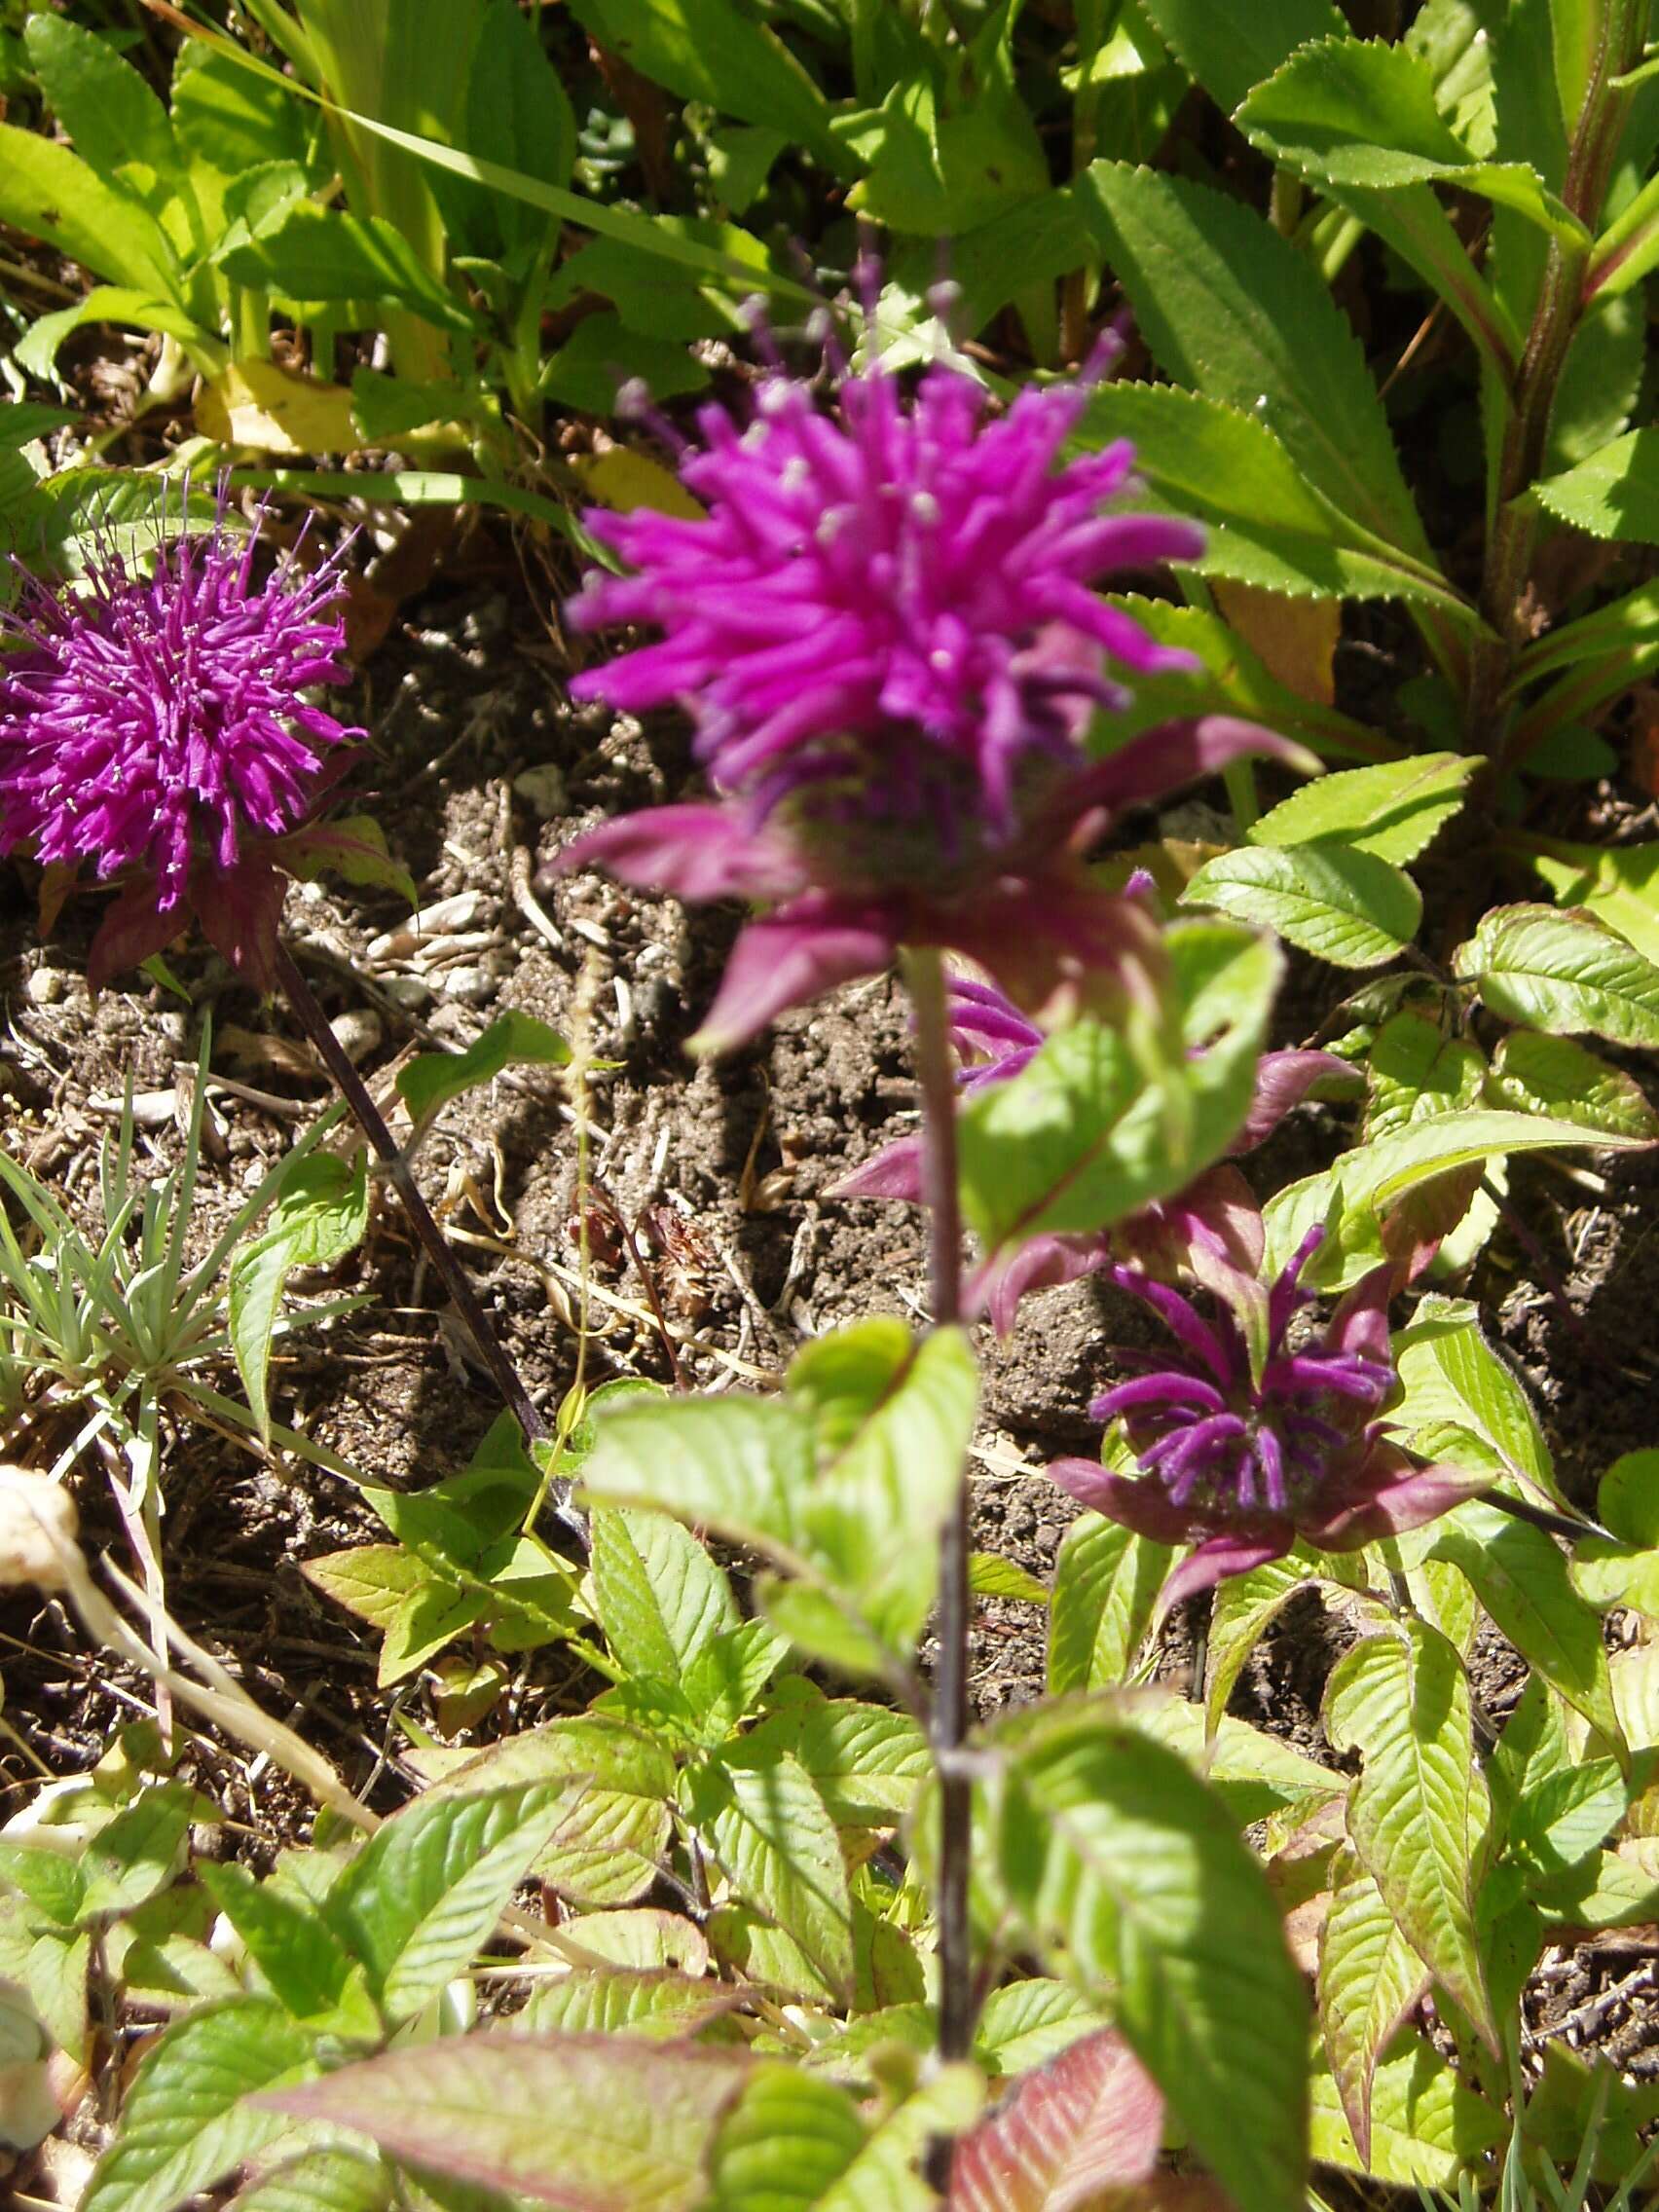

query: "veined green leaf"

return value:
[397, 1012, 570, 1123]
[681, 1749, 854, 1999]
[1455, 902, 1659, 1047]
[1079, 162, 1432, 556]
[989, 1712, 1309, 2212]
[1184, 843, 1421, 968]
[1521, 836, 1659, 964]
[1264, 1110, 1649, 1290]
[1391, 1296, 1562, 1508]
[962, 919, 1280, 1252]
[229, 1153, 368, 1442]
[1309, 2032, 1504, 2185]
[1248, 754, 1477, 865]
[1323, 1620, 1495, 2045]
[705, 2067, 867, 2212]
[1081, 384, 1475, 613]
[1486, 1031, 1659, 1144]
[1237, 36, 1587, 244]
[227, 2148, 392, 2212]
[744, 1696, 931, 1829]
[1317, 1849, 1431, 2166]
[1364, 1012, 1485, 1143]
[590, 1506, 738, 1688]
[1430, 1500, 1624, 1754]
[82, 1999, 321, 2212]
[422, 1715, 677, 1907]
[1048, 1513, 1172, 1694]
[324, 1784, 571, 2022]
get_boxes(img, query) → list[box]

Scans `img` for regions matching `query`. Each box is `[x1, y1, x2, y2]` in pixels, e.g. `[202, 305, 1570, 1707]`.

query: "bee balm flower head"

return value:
[1049, 1231, 1491, 1604]
[561, 345, 1311, 1049]
[0, 497, 364, 988]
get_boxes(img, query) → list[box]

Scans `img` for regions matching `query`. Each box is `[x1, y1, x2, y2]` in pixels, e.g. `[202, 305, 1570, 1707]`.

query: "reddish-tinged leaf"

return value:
[259, 2032, 750, 2211]
[949, 2026, 1162, 2211]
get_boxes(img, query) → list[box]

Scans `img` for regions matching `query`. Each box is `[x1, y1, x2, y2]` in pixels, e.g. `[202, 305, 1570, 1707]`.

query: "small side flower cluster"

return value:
[561, 335, 1309, 1049]
[1050, 1229, 1490, 1602]
[0, 500, 363, 987]
[833, 969, 1351, 1332]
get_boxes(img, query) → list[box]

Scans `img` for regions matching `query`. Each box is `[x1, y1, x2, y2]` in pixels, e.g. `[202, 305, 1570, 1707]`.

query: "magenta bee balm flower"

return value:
[562, 349, 1311, 1049]
[0, 501, 363, 988]
[1049, 1231, 1491, 1603]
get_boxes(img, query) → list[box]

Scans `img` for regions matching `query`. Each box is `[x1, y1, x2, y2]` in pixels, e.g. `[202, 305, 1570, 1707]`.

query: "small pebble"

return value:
[329, 1010, 383, 1064]
[24, 968, 63, 1007]
[383, 975, 432, 1009]
[442, 965, 498, 1007]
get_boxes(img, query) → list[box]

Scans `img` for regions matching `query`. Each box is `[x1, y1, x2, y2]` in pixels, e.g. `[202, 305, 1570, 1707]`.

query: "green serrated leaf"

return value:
[1309, 2031, 1505, 2185]
[1524, 836, 1659, 963]
[78, 1786, 194, 1924]
[424, 1716, 677, 1907]
[83, 1999, 322, 2212]
[1323, 1619, 1495, 2046]
[705, 2065, 867, 2212]
[1456, 902, 1659, 1046]
[972, 1979, 1113, 2078]
[516, 1968, 739, 2044]
[1390, 1295, 1563, 1507]
[196, 1862, 361, 2028]
[227, 2148, 392, 2212]
[745, 1696, 931, 1829]
[1135, 0, 1346, 115]
[229, 1152, 369, 1441]
[1185, 843, 1421, 968]
[1507, 1758, 1629, 1877]
[969, 1552, 1050, 1605]
[990, 1712, 1309, 2212]
[1486, 1030, 1659, 1142]
[1081, 383, 1472, 610]
[1077, 162, 1432, 555]
[1237, 35, 1587, 243]
[1263, 1110, 1647, 1291]
[962, 919, 1280, 1251]
[681, 1749, 854, 2000]
[1317, 1849, 1431, 2168]
[1364, 1012, 1485, 1142]
[324, 1784, 571, 2024]
[1049, 1513, 1173, 1695]
[590, 1505, 737, 1687]
[1249, 754, 1477, 865]
[1532, 425, 1659, 540]
[1429, 1500, 1624, 1754]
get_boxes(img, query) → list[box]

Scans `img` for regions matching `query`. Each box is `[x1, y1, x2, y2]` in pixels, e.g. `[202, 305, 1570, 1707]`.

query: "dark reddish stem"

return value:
[274, 940, 549, 1448]
[903, 946, 975, 2074]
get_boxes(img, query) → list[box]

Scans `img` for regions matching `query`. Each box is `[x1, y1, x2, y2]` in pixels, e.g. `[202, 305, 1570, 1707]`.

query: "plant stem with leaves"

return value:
[274, 941, 549, 1448]
[1471, 0, 1651, 754]
[903, 945, 975, 2067]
